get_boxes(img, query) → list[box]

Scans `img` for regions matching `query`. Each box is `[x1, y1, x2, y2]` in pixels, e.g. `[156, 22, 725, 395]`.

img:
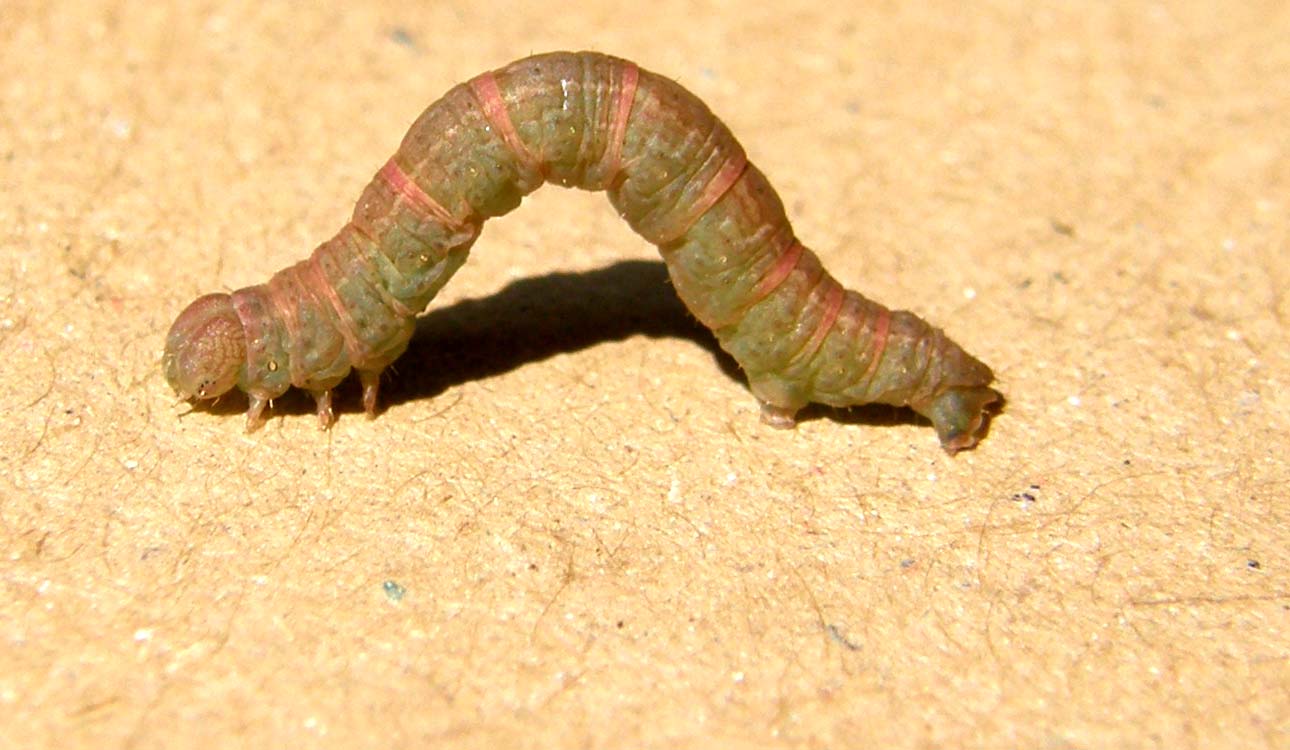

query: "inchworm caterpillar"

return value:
[164, 51, 1000, 452]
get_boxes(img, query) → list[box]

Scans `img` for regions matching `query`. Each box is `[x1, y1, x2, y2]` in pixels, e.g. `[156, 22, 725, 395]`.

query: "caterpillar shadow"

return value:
[228, 259, 924, 431]
[382, 259, 922, 431]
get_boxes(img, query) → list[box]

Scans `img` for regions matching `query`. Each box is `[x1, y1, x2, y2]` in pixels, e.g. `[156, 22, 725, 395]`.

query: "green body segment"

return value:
[230, 284, 292, 398]
[490, 53, 633, 190]
[199, 50, 996, 448]
[267, 259, 345, 389]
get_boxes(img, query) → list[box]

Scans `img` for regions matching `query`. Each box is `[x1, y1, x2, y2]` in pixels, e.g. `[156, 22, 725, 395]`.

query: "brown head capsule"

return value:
[163, 293, 246, 401]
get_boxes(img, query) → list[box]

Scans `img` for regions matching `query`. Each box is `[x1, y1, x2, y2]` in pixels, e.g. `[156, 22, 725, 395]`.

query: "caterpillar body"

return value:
[164, 51, 1000, 452]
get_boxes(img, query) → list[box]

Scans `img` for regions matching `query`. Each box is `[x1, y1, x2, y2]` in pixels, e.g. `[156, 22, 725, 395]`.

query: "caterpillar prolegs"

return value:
[164, 51, 1000, 452]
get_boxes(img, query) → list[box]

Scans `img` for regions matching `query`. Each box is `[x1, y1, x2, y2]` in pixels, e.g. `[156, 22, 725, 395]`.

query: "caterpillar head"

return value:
[163, 293, 246, 401]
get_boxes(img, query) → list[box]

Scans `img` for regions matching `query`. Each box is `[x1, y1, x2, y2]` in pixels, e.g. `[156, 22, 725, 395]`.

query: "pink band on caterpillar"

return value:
[799, 281, 845, 362]
[860, 307, 891, 379]
[657, 151, 748, 245]
[304, 256, 366, 363]
[378, 158, 462, 230]
[600, 62, 639, 186]
[751, 240, 805, 303]
[469, 72, 544, 180]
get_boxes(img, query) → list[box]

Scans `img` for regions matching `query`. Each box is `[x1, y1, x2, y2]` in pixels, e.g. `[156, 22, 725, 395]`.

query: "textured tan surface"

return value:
[2, 1, 1287, 747]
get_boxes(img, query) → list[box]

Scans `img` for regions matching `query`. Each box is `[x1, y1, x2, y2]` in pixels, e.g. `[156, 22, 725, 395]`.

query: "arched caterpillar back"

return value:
[164, 51, 1000, 452]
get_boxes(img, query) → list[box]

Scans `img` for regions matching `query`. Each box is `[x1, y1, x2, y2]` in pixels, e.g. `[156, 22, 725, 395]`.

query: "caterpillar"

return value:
[163, 51, 1000, 452]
